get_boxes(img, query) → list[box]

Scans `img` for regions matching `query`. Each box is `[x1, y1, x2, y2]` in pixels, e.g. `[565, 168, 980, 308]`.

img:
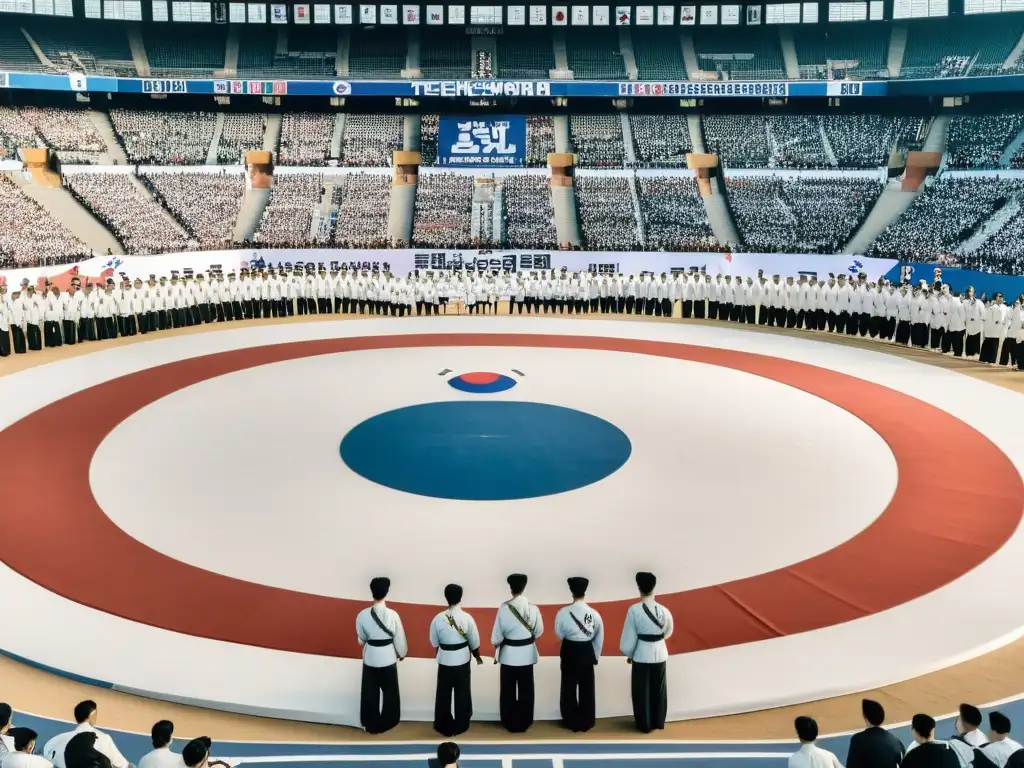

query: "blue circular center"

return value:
[340, 401, 632, 501]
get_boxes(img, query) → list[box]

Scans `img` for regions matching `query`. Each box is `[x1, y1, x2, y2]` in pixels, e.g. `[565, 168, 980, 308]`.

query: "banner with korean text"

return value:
[437, 115, 527, 168]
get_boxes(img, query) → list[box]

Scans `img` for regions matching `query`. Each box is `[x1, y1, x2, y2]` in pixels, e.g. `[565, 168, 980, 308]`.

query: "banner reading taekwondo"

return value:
[438, 116, 527, 168]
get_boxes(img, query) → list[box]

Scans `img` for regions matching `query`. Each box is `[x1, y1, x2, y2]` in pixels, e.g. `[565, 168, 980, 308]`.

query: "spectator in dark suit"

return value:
[902, 714, 962, 768]
[847, 699, 906, 768]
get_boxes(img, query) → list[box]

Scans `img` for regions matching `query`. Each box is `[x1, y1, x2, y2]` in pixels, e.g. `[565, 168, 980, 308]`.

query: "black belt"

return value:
[366, 638, 394, 647]
[439, 641, 469, 651]
[637, 633, 664, 642]
[502, 637, 535, 647]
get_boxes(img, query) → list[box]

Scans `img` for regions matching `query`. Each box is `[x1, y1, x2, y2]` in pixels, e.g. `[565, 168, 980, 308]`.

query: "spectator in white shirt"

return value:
[42, 702, 130, 768]
[985, 712, 1023, 768]
[0, 704, 13, 763]
[1, 728, 53, 768]
[789, 717, 843, 768]
[137, 723, 183, 768]
[956, 704, 989, 748]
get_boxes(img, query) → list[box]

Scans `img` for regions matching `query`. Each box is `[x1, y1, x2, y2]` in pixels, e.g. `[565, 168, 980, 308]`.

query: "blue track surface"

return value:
[10, 697, 1024, 768]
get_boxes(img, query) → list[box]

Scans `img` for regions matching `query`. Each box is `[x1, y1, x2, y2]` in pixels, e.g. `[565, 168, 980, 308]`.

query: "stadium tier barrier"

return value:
[2, 250, 1021, 298]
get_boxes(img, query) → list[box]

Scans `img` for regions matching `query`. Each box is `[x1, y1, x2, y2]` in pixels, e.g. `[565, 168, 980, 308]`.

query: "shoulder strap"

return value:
[505, 602, 535, 637]
[641, 602, 664, 630]
[369, 607, 394, 638]
[568, 608, 592, 637]
[445, 612, 468, 640]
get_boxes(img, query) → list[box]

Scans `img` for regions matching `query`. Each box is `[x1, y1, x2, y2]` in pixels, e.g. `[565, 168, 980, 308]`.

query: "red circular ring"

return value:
[459, 371, 502, 385]
[0, 333, 1020, 659]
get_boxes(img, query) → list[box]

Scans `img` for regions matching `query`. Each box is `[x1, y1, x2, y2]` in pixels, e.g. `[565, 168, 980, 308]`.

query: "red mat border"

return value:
[0, 333, 1020, 659]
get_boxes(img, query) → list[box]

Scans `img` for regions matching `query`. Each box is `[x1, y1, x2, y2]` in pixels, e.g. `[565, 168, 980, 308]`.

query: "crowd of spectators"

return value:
[629, 115, 693, 168]
[253, 173, 323, 246]
[217, 114, 265, 164]
[525, 116, 555, 168]
[768, 115, 831, 169]
[474, 50, 494, 78]
[870, 177, 1024, 258]
[946, 113, 1024, 169]
[64, 172, 197, 254]
[420, 114, 439, 166]
[822, 115, 923, 169]
[0, 108, 42, 161]
[411, 172, 474, 248]
[575, 175, 641, 250]
[0, 176, 90, 268]
[278, 113, 333, 166]
[142, 171, 244, 248]
[962, 205, 1024, 276]
[637, 176, 722, 252]
[20, 108, 105, 155]
[501, 174, 558, 249]
[110, 110, 216, 165]
[341, 114, 402, 168]
[728, 175, 882, 253]
[703, 114, 771, 168]
[570, 115, 625, 169]
[331, 173, 393, 248]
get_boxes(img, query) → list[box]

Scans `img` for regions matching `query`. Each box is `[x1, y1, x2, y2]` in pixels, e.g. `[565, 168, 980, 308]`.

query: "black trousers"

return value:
[708, 300, 719, 320]
[1000, 337, 1017, 366]
[360, 663, 400, 734]
[693, 300, 705, 319]
[434, 662, 472, 737]
[44, 320, 62, 347]
[0, 328, 10, 356]
[27, 323, 42, 350]
[625, 297, 635, 314]
[930, 327, 943, 349]
[912, 322, 927, 347]
[62, 319, 77, 345]
[895, 320, 911, 346]
[869, 316, 881, 338]
[786, 308, 797, 328]
[80, 317, 96, 341]
[966, 332, 981, 357]
[499, 664, 535, 733]
[681, 299, 693, 319]
[617, 297, 626, 313]
[941, 327, 953, 354]
[948, 329, 965, 357]
[12, 325, 27, 353]
[859, 312, 871, 336]
[980, 336, 999, 364]
[560, 642, 596, 733]
[631, 661, 667, 734]
[757, 305, 769, 325]
[97, 317, 116, 340]
[745, 305, 756, 324]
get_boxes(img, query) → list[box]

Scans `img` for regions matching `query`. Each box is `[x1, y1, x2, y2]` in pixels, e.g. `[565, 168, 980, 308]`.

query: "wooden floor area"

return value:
[2, 309, 1023, 741]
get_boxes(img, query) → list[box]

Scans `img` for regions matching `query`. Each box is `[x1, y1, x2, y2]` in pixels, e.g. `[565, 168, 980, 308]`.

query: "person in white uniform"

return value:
[2, 728, 52, 768]
[789, 717, 843, 768]
[355, 577, 407, 734]
[554, 577, 603, 733]
[0, 286, 11, 358]
[492, 573, 544, 733]
[42, 701, 129, 768]
[981, 293, 1009, 364]
[0, 705, 14, 763]
[138, 722, 184, 768]
[619, 572, 674, 734]
[984, 712, 1023, 767]
[429, 583, 483, 737]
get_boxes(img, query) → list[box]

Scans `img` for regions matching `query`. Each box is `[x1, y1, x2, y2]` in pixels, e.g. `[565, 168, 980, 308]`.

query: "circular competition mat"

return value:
[0, 317, 1021, 726]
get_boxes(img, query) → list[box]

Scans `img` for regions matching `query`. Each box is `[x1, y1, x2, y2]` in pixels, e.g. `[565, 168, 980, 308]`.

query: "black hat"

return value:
[567, 577, 589, 598]
[370, 577, 391, 601]
[636, 572, 657, 594]
[911, 714, 936, 737]
[862, 699, 885, 726]
[990, 711, 1012, 735]
[960, 703, 983, 728]
[444, 583, 463, 606]
[507, 573, 527, 594]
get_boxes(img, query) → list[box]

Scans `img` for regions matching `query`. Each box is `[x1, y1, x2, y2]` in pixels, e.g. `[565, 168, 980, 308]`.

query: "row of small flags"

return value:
[214, 80, 288, 95]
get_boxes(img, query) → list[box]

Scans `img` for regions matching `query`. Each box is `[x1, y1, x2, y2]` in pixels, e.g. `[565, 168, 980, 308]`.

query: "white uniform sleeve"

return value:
[619, 608, 637, 659]
[467, 615, 481, 651]
[95, 733, 130, 768]
[393, 612, 408, 659]
[532, 604, 544, 638]
[429, 616, 440, 649]
[592, 614, 605, 660]
[662, 606, 675, 640]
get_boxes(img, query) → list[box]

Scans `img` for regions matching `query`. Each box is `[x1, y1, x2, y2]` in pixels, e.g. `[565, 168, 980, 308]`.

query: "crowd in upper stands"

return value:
[331, 173, 393, 248]
[110, 110, 217, 165]
[143, 171, 244, 249]
[502, 174, 558, 250]
[0, 177, 90, 268]
[411, 172, 475, 249]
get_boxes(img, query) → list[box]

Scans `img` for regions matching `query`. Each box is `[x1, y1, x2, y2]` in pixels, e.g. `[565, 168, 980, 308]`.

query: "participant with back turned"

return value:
[619, 572, 674, 733]
[491, 573, 544, 733]
[429, 584, 483, 737]
[846, 699, 905, 768]
[355, 577, 407, 734]
[554, 577, 603, 733]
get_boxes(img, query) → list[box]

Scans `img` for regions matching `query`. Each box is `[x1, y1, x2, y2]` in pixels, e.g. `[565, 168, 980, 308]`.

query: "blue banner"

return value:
[885, 262, 1024, 301]
[437, 115, 527, 168]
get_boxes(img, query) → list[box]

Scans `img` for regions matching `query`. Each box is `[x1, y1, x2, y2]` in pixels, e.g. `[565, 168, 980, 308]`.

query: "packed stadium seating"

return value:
[728, 175, 882, 253]
[703, 114, 772, 168]
[20, 108, 105, 156]
[411, 172, 474, 248]
[525, 116, 555, 168]
[822, 115, 923, 169]
[110, 110, 216, 165]
[570, 115, 625, 169]
[629, 115, 693, 168]
[331, 173, 393, 248]
[945, 113, 1024, 169]
[870, 177, 1024, 258]
[142, 171, 244, 249]
[793, 25, 889, 80]
[566, 28, 628, 80]
[278, 113, 333, 166]
[496, 30, 554, 79]
[693, 27, 787, 80]
[501, 174, 558, 249]
[65, 173, 197, 254]
[0, 107, 43, 161]
[575, 175, 642, 251]
[637, 176, 719, 252]
[253, 173, 323, 246]
[341, 114, 402, 168]
[0, 176, 90, 268]
[963, 206, 1024, 276]
[767, 115, 831, 169]
[420, 114, 439, 166]
[217, 114, 266, 164]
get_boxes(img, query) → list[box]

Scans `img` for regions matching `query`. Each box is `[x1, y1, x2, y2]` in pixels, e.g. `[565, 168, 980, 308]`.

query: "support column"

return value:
[549, 152, 581, 247]
[387, 150, 420, 246]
